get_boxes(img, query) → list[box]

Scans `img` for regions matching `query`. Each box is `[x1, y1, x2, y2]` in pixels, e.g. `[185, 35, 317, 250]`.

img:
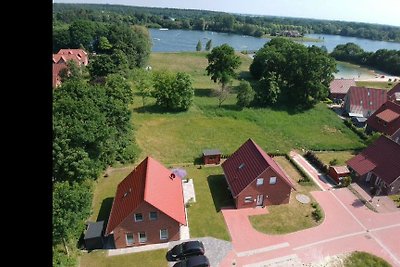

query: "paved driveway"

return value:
[220, 188, 400, 267]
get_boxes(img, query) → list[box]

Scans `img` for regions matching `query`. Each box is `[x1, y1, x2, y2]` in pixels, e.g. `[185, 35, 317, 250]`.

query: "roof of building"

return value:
[105, 157, 186, 235]
[331, 166, 350, 174]
[329, 79, 356, 95]
[84, 221, 104, 240]
[347, 136, 400, 185]
[57, 48, 88, 56]
[388, 83, 400, 102]
[346, 86, 388, 115]
[392, 128, 400, 143]
[366, 100, 400, 136]
[52, 63, 68, 88]
[221, 139, 295, 197]
[203, 149, 221, 156]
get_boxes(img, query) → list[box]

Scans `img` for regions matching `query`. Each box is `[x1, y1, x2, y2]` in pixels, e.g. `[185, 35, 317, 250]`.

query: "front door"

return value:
[256, 194, 264, 206]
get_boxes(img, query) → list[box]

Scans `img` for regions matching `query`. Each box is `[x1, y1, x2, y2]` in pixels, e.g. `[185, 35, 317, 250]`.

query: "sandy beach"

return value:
[355, 74, 400, 82]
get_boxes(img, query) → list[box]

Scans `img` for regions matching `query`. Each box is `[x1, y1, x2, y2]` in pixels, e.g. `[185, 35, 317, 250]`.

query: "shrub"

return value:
[311, 202, 323, 222]
[340, 176, 352, 187]
[329, 158, 338, 166]
[304, 151, 329, 173]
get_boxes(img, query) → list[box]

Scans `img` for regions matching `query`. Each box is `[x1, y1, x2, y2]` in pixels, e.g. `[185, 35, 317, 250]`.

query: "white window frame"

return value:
[138, 232, 147, 243]
[269, 177, 277, 185]
[160, 229, 168, 240]
[149, 211, 158, 221]
[256, 178, 264, 186]
[126, 233, 134, 245]
[244, 196, 253, 203]
[134, 213, 143, 222]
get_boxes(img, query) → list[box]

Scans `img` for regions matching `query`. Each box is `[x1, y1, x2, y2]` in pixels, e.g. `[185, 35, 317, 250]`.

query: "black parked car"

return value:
[172, 255, 210, 267]
[166, 241, 205, 261]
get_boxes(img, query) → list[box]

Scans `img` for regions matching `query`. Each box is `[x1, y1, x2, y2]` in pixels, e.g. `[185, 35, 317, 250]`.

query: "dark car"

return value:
[172, 255, 210, 267]
[166, 241, 205, 261]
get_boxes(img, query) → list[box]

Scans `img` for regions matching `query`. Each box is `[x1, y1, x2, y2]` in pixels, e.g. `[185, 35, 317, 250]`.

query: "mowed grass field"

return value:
[133, 52, 365, 164]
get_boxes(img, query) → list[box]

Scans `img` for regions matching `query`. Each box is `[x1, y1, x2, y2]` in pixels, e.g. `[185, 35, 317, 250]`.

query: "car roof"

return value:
[183, 240, 202, 249]
[186, 255, 209, 265]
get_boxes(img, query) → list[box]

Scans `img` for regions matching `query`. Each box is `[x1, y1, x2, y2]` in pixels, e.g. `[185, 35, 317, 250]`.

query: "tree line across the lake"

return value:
[53, 3, 400, 42]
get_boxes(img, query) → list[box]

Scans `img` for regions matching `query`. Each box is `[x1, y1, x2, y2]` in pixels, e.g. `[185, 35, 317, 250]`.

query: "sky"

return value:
[54, 0, 400, 27]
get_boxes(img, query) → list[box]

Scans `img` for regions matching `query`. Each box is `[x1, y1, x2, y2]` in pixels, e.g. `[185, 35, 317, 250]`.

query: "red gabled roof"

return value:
[346, 86, 387, 115]
[105, 157, 186, 235]
[366, 100, 400, 136]
[58, 48, 88, 56]
[347, 136, 400, 185]
[329, 79, 356, 95]
[52, 63, 67, 88]
[388, 83, 400, 102]
[221, 139, 295, 197]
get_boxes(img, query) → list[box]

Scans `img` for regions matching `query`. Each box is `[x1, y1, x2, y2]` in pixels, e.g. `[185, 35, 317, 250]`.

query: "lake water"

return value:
[149, 29, 400, 79]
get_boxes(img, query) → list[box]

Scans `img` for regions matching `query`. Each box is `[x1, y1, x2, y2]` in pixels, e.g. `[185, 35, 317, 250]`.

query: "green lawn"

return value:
[343, 251, 391, 267]
[249, 156, 323, 234]
[79, 249, 168, 267]
[356, 81, 399, 90]
[314, 151, 357, 166]
[389, 194, 400, 208]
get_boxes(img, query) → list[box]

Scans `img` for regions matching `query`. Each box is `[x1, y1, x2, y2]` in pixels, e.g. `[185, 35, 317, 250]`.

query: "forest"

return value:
[53, 3, 400, 42]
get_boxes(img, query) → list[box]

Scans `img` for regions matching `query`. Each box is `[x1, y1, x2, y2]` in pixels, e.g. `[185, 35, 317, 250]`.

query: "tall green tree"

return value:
[236, 80, 255, 108]
[152, 71, 194, 111]
[206, 44, 241, 107]
[196, 40, 202, 51]
[255, 72, 281, 105]
[205, 39, 212, 51]
[132, 68, 153, 106]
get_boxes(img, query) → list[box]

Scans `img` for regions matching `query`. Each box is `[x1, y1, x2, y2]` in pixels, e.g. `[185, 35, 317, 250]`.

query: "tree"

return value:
[88, 54, 117, 78]
[250, 38, 336, 108]
[132, 68, 153, 106]
[255, 72, 280, 105]
[152, 71, 194, 111]
[196, 40, 202, 51]
[69, 20, 96, 50]
[236, 81, 255, 108]
[193, 18, 205, 31]
[206, 44, 241, 107]
[205, 39, 212, 51]
[59, 60, 84, 82]
[97, 36, 113, 53]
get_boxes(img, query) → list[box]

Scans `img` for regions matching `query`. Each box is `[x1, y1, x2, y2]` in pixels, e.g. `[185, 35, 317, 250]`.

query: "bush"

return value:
[284, 154, 312, 184]
[304, 151, 329, 173]
[329, 158, 338, 166]
[340, 176, 352, 187]
[344, 119, 368, 140]
[311, 202, 323, 222]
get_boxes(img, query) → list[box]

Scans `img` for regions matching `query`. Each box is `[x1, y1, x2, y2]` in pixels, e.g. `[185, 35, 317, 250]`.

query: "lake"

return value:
[149, 29, 400, 79]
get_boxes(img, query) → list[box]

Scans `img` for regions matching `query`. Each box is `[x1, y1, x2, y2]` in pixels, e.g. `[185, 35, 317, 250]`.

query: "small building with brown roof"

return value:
[202, 149, 221, 165]
[221, 139, 295, 209]
[105, 156, 187, 248]
[329, 79, 356, 101]
[366, 100, 400, 136]
[344, 86, 387, 118]
[328, 166, 350, 184]
[347, 136, 400, 195]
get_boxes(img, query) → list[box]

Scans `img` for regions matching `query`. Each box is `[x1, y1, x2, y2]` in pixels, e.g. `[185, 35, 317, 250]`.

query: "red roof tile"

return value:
[105, 157, 186, 235]
[331, 166, 350, 174]
[347, 136, 400, 185]
[345, 86, 387, 116]
[221, 139, 295, 197]
[366, 100, 400, 136]
[329, 79, 356, 95]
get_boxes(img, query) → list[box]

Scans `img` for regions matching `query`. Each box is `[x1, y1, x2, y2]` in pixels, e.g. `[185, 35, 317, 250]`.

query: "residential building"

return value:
[366, 100, 400, 136]
[329, 78, 356, 101]
[202, 149, 222, 165]
[388, 83, 400, 104]
[344, 86, 387, 118]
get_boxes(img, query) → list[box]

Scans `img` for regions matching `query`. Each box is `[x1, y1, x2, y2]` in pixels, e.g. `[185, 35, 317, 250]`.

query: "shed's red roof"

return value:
[347, 136, 400, 185]
[345, 86, 387, 115]
[331, 166, 350, 174]
[221, 139, 294, 197]
[105, 157, 186, 235]
[329, 79, 356, 95]
[366, 100, 400, 136]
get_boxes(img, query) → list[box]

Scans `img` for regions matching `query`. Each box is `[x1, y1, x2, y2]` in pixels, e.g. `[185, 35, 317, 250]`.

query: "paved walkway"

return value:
[220, 188, 400, 267]
[182, 178, 196, 204]
[289, 151, 336, 191]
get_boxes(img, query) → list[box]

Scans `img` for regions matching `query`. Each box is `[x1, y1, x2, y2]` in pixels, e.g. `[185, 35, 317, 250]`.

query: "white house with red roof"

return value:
[105, 156, 187, 248]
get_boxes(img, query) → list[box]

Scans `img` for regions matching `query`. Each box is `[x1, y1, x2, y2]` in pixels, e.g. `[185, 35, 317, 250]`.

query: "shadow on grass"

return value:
[193, 156, 203, 166]
[207, 175, 234, 212]
[96, 197, 114, 223]
[352, 198, 366, 208]
[194, 88, 213, 97]
[134, 104, 185, 114]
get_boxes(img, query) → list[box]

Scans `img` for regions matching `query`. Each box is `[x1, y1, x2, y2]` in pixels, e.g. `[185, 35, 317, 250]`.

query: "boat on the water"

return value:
[159, 28, 169, 31]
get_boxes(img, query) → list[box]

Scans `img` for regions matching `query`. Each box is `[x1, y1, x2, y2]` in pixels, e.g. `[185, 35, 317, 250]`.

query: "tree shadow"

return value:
[352, 198, 366, 208]
[194, 88, 213, 97]
[193, 156, 203, 166]
[238, 71, 255, 81]
[134, 104, 183, 114]
[96, 197, 114, 223]
[207, 174, 234, 212]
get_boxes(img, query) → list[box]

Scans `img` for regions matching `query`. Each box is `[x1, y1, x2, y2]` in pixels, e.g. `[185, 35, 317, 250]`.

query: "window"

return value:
[138, 232, 147, 243]
[244, 196, 253, 203]
[160, 229, 168, 240]
[239, 163, 245, 170]
[269, 177, 277, 185]
[149, 211, 158, 221]
[126, 233, 134, 245]
[134, 213, 143, 222]
[256, 178, 264, 186]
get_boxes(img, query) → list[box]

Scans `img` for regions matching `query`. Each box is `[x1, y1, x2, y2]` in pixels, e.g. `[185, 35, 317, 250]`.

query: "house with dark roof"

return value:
[329, 79, 356, 101]
[366, 100, 400, 136]
[221, 139, 295, 209]
[347, 136, 400, 195]
[344, 86, 387, 118]
[388, 83, 400, 104]
[105, 156, 187, 248]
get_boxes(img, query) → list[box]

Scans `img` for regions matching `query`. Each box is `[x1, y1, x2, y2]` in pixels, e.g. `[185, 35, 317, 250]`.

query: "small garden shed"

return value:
[328, 166, 350, 184]
[84, 221, 104, 250]
[202, 149, 221, 165]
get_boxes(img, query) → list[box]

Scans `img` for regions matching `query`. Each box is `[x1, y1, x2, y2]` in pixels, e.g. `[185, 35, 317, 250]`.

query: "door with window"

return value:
[256, 194, 264, 206]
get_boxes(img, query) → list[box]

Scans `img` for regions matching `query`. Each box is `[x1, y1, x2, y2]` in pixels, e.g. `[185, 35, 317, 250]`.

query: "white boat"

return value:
[159, 28, 169, 31]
